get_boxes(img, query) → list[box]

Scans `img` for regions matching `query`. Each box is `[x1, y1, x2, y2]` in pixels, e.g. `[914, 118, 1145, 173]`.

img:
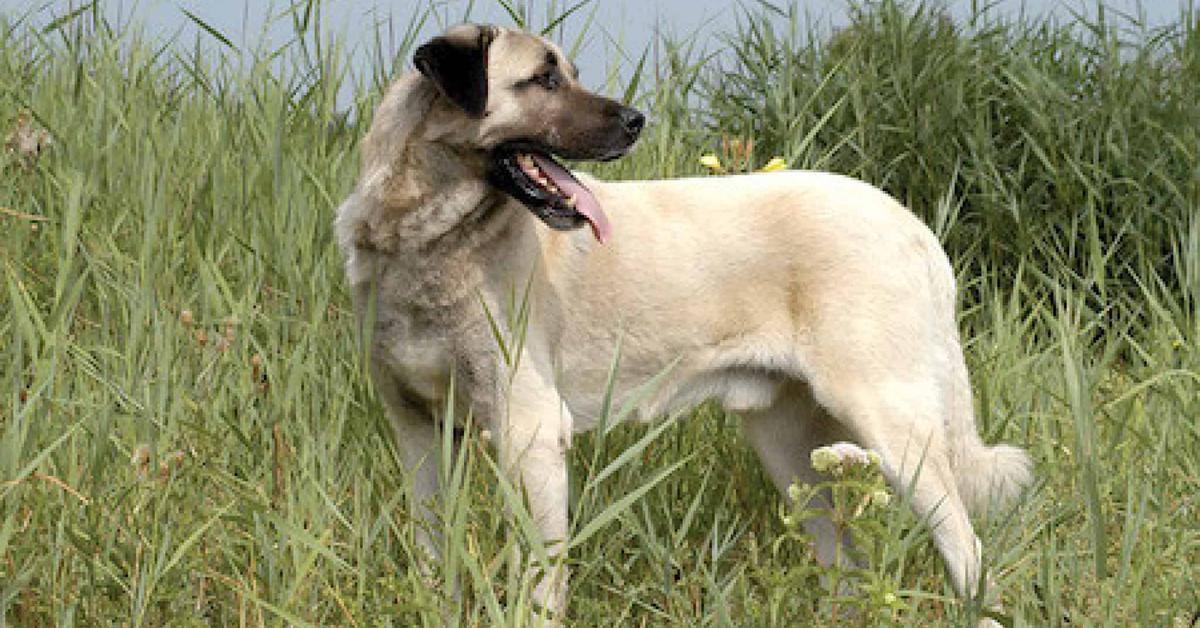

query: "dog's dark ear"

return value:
[413, 25, 496, 117]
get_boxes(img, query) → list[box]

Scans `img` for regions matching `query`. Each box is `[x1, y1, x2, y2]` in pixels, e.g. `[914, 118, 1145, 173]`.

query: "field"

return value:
[1, 1, 1198, 625]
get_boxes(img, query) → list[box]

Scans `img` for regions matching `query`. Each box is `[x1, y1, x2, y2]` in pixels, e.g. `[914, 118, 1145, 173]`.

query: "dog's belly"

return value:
[650, 367, 785, 415]
[560, 361, 789, 431]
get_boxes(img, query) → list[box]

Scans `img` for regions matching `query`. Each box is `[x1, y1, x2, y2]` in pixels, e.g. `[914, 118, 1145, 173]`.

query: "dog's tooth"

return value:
[564, 194, 576, 208]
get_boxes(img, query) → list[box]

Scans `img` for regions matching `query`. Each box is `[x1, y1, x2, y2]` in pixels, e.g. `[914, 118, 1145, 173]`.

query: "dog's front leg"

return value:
[384, 397, 444, 565]
[496, 363, 572, 620]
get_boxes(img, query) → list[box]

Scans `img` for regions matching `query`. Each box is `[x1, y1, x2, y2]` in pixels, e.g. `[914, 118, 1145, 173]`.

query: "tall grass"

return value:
[1, 1, 1197, 625]
[704, 2, 1200, 308]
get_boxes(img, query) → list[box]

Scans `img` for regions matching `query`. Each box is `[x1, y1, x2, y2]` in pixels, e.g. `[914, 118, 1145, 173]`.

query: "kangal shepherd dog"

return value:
[336, 23, 1032, 626]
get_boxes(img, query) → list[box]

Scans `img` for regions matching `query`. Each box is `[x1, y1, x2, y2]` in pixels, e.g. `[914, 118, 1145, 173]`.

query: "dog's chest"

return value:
[374, 312, 454, 404]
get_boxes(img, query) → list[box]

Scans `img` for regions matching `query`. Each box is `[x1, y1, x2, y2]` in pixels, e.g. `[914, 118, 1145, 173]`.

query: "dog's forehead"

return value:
[491, 29, 567, 73]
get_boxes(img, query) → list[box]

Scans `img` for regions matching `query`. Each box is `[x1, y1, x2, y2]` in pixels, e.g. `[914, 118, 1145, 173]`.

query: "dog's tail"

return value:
[929, 238, 1033, 517]
[952, 436, 1033, 517]
[946, 340, 1033, 516]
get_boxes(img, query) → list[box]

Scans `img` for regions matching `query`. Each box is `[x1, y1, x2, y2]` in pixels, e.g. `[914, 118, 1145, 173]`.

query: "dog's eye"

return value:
[534, 70, 561, 90]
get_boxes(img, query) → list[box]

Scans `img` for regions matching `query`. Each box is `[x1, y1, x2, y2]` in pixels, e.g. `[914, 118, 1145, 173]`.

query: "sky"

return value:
[0, 0, 1188, 104]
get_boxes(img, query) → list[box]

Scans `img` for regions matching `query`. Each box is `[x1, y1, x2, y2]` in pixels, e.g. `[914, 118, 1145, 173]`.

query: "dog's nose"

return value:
[620, 107, 645, 137]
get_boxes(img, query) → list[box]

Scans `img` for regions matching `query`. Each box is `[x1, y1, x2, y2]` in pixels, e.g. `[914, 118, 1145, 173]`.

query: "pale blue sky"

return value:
[1, 0, 1188, 103]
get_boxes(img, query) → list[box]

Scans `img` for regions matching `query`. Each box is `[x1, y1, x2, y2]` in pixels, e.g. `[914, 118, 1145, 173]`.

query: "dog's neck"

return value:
[336, 75, 544, 313]
[345, 76, 519, 256]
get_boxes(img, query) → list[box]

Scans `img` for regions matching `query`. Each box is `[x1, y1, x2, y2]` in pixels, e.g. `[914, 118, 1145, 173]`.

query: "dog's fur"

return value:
[336, 23, 1032, 624]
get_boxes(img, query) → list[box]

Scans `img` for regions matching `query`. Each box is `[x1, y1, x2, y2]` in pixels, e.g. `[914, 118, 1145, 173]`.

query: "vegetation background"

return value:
[1, 0, 1197, 625]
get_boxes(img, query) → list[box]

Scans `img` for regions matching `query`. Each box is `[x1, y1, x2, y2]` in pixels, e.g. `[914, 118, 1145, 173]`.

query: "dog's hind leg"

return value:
[826, 382, 998, 626]
[741, 383, 856, 569]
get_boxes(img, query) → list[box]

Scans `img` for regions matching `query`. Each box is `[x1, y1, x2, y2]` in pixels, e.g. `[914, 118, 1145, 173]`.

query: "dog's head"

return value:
[413, 24, 644, 243]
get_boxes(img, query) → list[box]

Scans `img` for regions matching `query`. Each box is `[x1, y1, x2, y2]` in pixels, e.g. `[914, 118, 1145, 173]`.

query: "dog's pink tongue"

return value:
[531, 154, 612, 244]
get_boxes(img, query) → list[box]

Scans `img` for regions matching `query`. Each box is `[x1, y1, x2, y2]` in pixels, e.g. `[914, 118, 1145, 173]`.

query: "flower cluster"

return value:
[810, 441, 882, 476]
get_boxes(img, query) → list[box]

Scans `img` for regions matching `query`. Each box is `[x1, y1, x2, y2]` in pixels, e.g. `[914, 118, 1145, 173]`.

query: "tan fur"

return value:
[336, 24, 1031, 626]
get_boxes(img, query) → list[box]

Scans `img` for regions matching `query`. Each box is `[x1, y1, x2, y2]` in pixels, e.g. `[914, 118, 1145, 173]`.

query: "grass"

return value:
[1, 0, 1198, 625]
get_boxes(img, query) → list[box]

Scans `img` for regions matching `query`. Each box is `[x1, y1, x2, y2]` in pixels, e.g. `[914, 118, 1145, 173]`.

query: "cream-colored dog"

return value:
[336, 23, 1032, 625]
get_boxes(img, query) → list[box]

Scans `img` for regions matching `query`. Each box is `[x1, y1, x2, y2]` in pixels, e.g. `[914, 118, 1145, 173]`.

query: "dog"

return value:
[335, 23, 1032, 625]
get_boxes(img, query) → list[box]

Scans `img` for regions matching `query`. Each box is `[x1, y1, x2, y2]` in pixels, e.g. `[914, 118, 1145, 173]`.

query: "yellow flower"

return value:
[699, 153, 724, 173]
[758, 157, 787, 172]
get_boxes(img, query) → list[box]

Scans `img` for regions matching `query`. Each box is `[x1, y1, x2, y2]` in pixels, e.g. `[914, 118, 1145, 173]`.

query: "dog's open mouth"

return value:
[488, 144, 612, 244]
